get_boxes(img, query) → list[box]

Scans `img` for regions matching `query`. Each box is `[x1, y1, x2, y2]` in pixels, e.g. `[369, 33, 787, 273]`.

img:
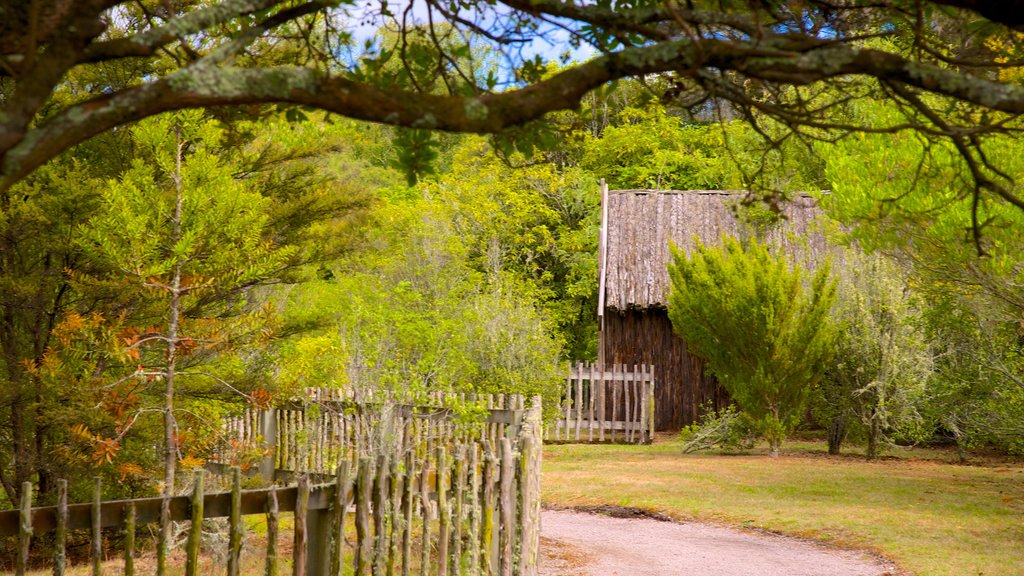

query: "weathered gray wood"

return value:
[92, 477, 102, 576]
[186, 470, 204, 576]
[436, 446, 449, 576]
[265, 486, 279, 576]
[260, 408, 278, 483]
[54, 479, 67, 576]
[481, 447, 496, 576]
[16, 481, 31, 576]
[452, 444, 467, 576]
[355, 459, 372, 576]
[468, 444, 481, 576]
[587, 363, 595, 442]
[419, 459, 432, 576]
[622, 362, 630, 444]
[229, 467, 244, 576]
[610, 360, 618, 440]
[647, 367, 656, 444]
[520, 399, 543, 576]
[389, 457, 402, 576]
[498, 439, 514, 576]
[597, 364, 606, 442]
[124, 502, 135, 576]
[373, 455, 389, 576]
[402, 452, 415, 576]
[294, 475, 309, 576]
[331, 462, 352, 576]
[574, 366, 583, 441]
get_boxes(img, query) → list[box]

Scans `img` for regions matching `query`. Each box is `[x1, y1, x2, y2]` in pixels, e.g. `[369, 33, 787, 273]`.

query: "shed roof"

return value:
[598, 188, 831, 312]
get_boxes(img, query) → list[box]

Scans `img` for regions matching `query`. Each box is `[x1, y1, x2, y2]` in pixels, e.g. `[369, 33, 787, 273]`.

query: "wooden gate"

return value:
[546, 363, 655, 444]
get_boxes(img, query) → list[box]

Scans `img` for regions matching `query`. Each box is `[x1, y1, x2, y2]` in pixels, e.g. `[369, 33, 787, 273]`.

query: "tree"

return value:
[6, 0, 1024, 223]
[667, 236, 836, 456]
[817, 253, 932, 459]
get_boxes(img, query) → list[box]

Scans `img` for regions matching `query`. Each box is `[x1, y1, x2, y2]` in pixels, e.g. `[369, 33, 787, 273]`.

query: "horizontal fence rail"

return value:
[3, 394, 542, 576]
[547, 363, 655, 444]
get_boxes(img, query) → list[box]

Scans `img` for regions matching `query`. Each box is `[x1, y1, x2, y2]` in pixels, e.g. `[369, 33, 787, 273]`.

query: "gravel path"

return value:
[538, 509, 898, 576]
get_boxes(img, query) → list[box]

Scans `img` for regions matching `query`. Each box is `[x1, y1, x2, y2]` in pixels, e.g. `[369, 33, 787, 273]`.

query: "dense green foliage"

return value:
[667, 237, 837, 455]
[814, 253, 932, 458]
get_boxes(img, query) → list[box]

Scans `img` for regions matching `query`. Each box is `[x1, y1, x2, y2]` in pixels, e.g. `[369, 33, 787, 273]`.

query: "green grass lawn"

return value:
[542, 438, 1024, 576]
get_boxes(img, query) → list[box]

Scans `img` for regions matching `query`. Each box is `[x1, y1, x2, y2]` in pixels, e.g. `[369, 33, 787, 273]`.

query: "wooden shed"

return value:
[596, 186, 831, 430]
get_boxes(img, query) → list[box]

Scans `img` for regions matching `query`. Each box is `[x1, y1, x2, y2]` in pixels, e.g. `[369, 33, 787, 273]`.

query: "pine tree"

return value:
[667, 237, 836, 456]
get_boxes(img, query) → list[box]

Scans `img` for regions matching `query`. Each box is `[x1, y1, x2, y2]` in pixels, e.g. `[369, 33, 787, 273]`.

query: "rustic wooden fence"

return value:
[547, 363, 655, 444]
[2, 395, 542, 576]
[211, 391, 530, 481]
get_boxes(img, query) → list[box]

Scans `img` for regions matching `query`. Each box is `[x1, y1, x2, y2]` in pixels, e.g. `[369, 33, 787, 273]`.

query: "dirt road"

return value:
[538, 509, 897, 576]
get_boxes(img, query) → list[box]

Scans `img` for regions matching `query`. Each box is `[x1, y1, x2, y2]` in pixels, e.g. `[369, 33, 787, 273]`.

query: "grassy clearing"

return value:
[542, 438, 1024, 576]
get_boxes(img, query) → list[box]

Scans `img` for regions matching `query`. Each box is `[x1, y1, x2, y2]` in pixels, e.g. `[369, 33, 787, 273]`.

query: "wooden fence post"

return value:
[229, 467, 244, 576]
[498, 439, 514, 576]
[331, 462, 352, 576]
[260, 408, 278, 483]
[16, 481, 31, 576]
[265, 486, 279, 576]
[647, 366, 656, 444]
[55, 479, 67, 576]
[293, 475, 309, 576]
[186, 470, 204, 576]
[356, 458, 372, 576]
[92, 477, 102, 576]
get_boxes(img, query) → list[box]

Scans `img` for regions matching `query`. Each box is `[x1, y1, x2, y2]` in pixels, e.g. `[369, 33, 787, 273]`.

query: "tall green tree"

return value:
[817, 253, 932, 458]
[667, 236, 836, 456]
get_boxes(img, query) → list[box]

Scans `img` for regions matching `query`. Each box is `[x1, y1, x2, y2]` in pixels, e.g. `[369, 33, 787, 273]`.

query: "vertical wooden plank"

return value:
[647, 365, 656, 444]
[373, 455, 389, 576]
[587, 363, 595, 442]
[356, 459, 373, 576]
[639, 365, 648, 445]
[389, 457, 402, 576]
[54, 479, 67, 576]
[228, 467, 244, 576]
[468, 444, 481, 576]
[266, 486, 279, 576]
[481, 446, 497, 576]
[124, 502, 136, 576]
[294, 475, 309, 576]
[611, 364, 620, 443]
[331, 462, 352, 576]
[92, 477, 102, 576]
[436, 447, 449, 576]
[419, 457, 432, 576]
[522, 398, 543, 576]
[574, 363, 583, 441]
[622, 362, 630, 438]
[186, 467, 203, 573]
[452, 444, 467, 576]
[597, 363, 606, 442]
[564, 367, 572, 442]
[186, 470, 204, 576]
[16, 481, 31, 576]
[498, 439, 514, 576]
[402, 451, 415, 576]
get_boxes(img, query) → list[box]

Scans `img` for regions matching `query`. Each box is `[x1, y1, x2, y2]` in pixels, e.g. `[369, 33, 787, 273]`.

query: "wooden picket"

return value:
[547, 363, 655, 444]
[1, 395, 542, 576]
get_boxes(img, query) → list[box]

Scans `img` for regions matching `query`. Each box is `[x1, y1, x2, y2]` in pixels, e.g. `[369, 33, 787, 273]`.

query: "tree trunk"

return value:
[160, 127, 186, 565]
[827, 415, 846, 455]
[866, 411, 879, 460]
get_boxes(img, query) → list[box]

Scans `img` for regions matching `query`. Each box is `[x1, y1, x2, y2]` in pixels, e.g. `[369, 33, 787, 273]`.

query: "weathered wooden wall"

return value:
[600, 309, 728, 430]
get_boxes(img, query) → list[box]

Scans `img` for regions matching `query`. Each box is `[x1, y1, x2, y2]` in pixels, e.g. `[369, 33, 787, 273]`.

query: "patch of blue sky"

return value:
[340, 0, 596, 87]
